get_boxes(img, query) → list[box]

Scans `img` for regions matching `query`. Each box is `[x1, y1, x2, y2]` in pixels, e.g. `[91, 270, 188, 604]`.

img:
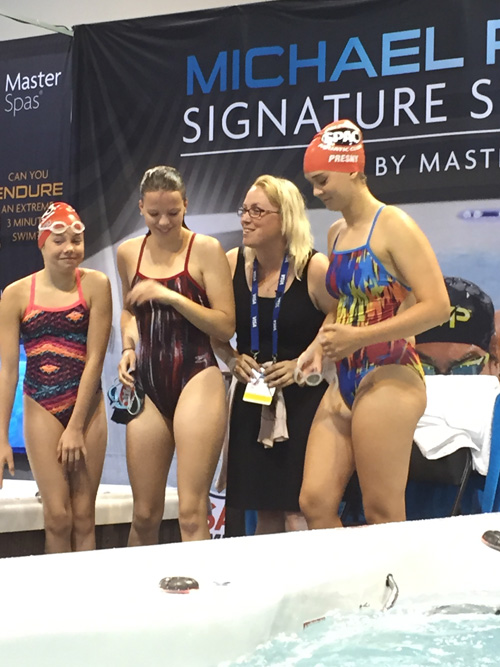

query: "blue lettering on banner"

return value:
[187, 52, 227, 94]
[245, 46, 284, 88]
[186, 24, 469, 94]
[486, 19, 500, 64]
[290, 42, 326, 85]
[425, 27, 464, 70]
[330, 37, 378, 81]
[381, 30, 420, 76]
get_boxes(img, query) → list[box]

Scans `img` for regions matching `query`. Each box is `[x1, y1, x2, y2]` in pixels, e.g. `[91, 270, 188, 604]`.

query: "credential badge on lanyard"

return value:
[243, 255, 289, 405]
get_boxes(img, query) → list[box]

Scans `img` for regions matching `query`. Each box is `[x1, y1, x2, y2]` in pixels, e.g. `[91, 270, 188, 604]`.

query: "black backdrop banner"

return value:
[72, 0, 500, 255]
[0, 33, 72, 290]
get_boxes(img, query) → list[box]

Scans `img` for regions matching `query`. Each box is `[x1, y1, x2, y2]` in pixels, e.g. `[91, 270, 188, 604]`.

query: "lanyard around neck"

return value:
[250, 254, 289, 362]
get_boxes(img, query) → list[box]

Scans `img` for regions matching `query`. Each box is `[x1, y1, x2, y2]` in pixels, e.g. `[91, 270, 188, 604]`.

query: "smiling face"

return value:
[139, 189, 187, 237]
[41, 228, 84, 270]
[240, 185, 282, 249]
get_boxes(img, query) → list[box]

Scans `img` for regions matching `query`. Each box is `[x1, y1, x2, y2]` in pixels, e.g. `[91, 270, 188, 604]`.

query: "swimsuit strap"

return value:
[28, 273, 37, 311]
[184, 232, 197, 272]
[75, 268, 84, 302]
[332, 233, 341, 251]
[135, 233, 150, 276]
[366, 205, 386, 247]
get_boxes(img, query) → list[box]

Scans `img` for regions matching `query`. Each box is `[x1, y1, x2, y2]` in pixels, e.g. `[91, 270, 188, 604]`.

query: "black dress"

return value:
[226, 248, 328, 511]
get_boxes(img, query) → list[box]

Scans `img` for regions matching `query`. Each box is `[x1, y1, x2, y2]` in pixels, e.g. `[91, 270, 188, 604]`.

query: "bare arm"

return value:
[296, 250, 338, 377]
[65, 272, 112, 430]
[359, 208, 449, 343]
[58, 271, 112, 469]
[320, 207, 449, 360]
[128, 236, 236, 341]
[210, 247, 261, 383]
[116, 242, 140, 387]
[0, 283, 24, 485]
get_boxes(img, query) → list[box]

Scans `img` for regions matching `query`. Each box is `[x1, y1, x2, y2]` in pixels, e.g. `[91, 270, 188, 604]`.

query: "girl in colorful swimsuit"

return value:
[117, 166, 235, 544]
[0, 203, 112, 552]
[297, 120, 450, 527]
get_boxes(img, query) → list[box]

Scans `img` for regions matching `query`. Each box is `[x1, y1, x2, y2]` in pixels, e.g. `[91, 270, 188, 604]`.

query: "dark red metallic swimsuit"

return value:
[132, 232, 218, 421]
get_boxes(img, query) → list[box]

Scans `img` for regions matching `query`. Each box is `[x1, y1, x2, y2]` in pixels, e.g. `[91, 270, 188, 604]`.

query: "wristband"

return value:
[122, 347, 135, 354]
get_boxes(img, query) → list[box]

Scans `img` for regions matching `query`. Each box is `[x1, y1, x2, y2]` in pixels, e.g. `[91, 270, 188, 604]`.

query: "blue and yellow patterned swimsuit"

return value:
[326, 205, 424, 408]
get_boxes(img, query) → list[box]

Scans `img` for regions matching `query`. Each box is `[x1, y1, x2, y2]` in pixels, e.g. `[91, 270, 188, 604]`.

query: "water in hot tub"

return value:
[222, 595, 500, 666]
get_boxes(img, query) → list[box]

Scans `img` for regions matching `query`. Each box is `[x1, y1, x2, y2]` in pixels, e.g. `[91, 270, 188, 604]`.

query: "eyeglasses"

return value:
[420, 353, 489, 376]
[237, 205, 280, 220]
[38, 220, 85, 234]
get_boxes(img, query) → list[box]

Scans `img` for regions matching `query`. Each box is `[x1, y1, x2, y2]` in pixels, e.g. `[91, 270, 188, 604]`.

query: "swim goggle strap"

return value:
[420, 352, 490, 376]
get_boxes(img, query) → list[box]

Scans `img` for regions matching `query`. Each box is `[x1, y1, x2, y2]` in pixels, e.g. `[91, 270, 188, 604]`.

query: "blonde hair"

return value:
[244, 175, 313, 278]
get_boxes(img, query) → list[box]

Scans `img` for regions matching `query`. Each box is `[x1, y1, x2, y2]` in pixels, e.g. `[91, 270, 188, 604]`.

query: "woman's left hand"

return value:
[57, 427, 87, 473]
[127, 280, 176, 308]
[318, 323, 363, 360]
[263, 360, 297, 389]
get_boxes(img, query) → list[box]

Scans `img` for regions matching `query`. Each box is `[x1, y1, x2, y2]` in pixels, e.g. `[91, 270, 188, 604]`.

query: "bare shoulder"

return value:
[193, 232, 223, 251]
[80, 268, 110, 290]
[327, 218, 345, 252]
[117, 236, 144, 263]
[379, 205, 420, 236]
[376, 205, 434, 268]
[192, 233, 225, 261]
[309, 250, 329, 272]
[226, 247, 239, 275]
[1, 275, 31, 308]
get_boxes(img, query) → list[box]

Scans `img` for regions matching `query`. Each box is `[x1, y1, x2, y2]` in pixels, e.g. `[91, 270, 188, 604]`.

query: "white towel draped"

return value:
[414, 375, 500, 475]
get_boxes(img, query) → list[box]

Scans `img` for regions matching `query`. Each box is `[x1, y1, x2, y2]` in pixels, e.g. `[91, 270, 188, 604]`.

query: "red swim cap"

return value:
[38, 202, 83, 249]
[303, 120, 365, 174]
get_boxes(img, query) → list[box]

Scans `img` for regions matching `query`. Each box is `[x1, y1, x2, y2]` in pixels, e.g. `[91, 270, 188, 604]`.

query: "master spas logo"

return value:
[4, 70, 63, 117]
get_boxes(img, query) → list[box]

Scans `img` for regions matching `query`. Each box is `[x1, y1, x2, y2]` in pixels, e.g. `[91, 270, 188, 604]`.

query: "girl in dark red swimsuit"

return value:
[117, 166, 235, 545]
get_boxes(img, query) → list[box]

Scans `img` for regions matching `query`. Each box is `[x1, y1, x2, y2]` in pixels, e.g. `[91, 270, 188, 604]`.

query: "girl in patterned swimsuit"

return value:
[117, 166, 235, 545]
[297, 120, 450, 528]
[0, 203, 112, 553]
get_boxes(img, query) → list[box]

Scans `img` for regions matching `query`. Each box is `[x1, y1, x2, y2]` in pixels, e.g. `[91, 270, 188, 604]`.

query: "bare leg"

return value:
[299, 385, 354, 529]
[174, 367, 226, 541]
[255, 511, 285, 535]
[69, 395, 107, 551]
[284, 512, 308, 532]
[126, 396, 174, 546]
[352, 366, 426, 524]
[23, 397, 72, 553]
[255, 510, 307, 534]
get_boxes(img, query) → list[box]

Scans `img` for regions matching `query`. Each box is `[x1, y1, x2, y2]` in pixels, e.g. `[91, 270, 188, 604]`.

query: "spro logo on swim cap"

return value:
[321, 127, 361, 149]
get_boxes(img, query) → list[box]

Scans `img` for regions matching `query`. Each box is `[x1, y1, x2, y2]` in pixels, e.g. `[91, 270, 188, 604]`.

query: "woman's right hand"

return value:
[228, 353, 261, 384]
[118, 349, 137, 388]
[0, 440, 14, 489]
[296, 340, 323, 384]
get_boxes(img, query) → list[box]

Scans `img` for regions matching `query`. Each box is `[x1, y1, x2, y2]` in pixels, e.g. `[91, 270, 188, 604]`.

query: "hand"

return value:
[0, 441, 14, 489]
[263, 359, 297, 389]
[57, 427, 87, 473]
[296, 340, 323, 384]
[118, 349, 137, 388]
[318, 323, 363, 360]
[127, 280, 176, 308]
[228, 353, 261, 384]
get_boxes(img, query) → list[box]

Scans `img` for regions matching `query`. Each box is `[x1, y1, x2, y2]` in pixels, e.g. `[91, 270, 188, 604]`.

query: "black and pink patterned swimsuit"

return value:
[132, 232, 218, 421]
[21, 269, 90, 428]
